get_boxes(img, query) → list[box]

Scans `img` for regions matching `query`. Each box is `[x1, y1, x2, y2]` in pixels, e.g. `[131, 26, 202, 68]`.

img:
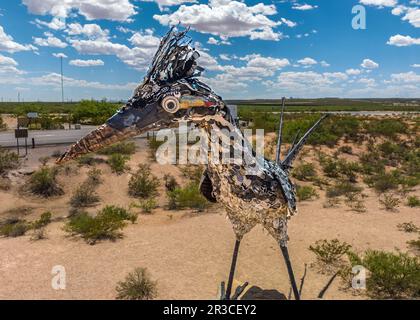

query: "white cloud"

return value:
[129, 30, 161, 48]
[69, 30, 161, 70]
[242, 54, 290, 69]
[0, 25, 36, 53]
[219, 54, 231, 61]
[280, 17, 297, 27]
[65, 23, 109, 40]
[402, 8, 420, 27]
[391, 5, 408, 15]
[359, 0, 397, 7]
[263, 71, 348, 97]
[200, 74, 248, 93]
[387, 34, 420, 46]
[31, 72, 137, 90]
[22, 0, 136, 22]
[69, 59, 104, 67]
[0, 54, 18, 66]
[320, 60, 330, 67]
[117, 26, 134, 34]
[196, 50, 224, 71]
[358, 78, 377, 86]
[0, 54, 25, 75]
[33, 17, 66, 30]
[361, 58, 379, 69]
[154, 0, 283, 41]
[411, 63, 420, 67]
[346, 68, 362, 75]
[143, 0, 197, 11]
[292, 3, 318, 11]
[33, 32, 68, 48]
[389, 71, 420, 84]
[52, 52, 67, 58]
[297, 57, 317, 67]
[207, 37, 231, 45]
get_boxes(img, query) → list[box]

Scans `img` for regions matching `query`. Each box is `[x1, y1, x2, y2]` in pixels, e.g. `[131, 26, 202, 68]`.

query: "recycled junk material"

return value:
[57, 27, 327, 300]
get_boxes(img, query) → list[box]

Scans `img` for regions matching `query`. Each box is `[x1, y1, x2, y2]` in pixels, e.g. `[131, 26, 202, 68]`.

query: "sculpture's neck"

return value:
[194, 113, 264, 173]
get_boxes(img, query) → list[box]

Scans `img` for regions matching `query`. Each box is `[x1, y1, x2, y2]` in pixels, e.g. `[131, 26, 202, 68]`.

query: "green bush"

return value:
[140, 198, 157, 214]
[28, 166, 64, 197]
[0, 149, 19, 174]
[359, 151, 386, 175]
[407, 195, 420, 207]
[70, 182, 100, 208]
[71, 100, 119, 125]
[338, 145, 353, 154]
[326, 180, 362, 198]
[97, 141, 136, 155]
[167, 182, 209, 211]
[86, 168, 102, 185]
[344, 193, 367, 213]
[64, 205, 135, 244]
[364, 172, 400, 193]
[32, 211, 52, 229]
[163, 174, 179, 192]
[379, 141, 405, 162]
[296, 185, 318, 201]
[180, 165, 204, 183]
[379, 193, 400, 211]
[147, 136, 165, 161]
[116, 267, 158, 300]
[77, 154, 99, 166]
[0, 219, 29, 237]
[347, 250, 419, 299]
[407, 238, 420, 252]
[292, 163, 317, 181]
[128, 164, 160, 199]
[364, 119, 407, 138]
[397, 222, 419, 233]
[309, 239, 351, 266]
[108, 153, 129, 174]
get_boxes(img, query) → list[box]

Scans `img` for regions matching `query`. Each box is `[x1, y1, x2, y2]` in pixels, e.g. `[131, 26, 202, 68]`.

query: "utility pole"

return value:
[60, 56, 64, 104]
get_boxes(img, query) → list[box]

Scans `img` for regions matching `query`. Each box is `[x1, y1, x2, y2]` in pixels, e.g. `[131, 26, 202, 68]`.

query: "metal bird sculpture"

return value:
[57, 28, 327, 300]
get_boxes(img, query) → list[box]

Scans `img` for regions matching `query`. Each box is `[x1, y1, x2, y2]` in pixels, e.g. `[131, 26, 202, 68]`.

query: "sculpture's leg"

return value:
[220, 239, 247, 300]
[280, 244, 300, 300]
[225, 239, 241, 300]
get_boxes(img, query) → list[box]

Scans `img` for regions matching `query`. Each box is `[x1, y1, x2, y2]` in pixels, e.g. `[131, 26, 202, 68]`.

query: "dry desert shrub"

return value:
[116, 267, 158, 300]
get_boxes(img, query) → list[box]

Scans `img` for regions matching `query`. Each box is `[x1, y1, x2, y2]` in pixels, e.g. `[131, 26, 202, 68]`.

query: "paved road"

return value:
[0, 127, 97, 147]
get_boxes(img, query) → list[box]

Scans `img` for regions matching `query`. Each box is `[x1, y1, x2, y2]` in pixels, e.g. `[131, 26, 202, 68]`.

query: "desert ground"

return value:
[0, 127, 419, 300]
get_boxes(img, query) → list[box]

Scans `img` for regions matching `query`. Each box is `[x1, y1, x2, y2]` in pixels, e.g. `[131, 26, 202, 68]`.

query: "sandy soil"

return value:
[0, 139, 419, 300]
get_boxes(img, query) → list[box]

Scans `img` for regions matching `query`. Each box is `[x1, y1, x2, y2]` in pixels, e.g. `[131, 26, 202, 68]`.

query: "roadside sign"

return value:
[27, 112, 39, 118]
[15, 128, 28, 139]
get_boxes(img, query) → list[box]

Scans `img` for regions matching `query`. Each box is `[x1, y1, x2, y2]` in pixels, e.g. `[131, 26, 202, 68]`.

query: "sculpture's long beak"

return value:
[56, 123, 140, 164]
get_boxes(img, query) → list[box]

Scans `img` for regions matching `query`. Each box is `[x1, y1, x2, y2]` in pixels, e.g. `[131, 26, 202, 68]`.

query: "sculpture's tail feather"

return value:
[282, 114, 329, 169]
[275, 97, 286, 164]
[56, 124, 139, 164]
[286, 129, 301, 157]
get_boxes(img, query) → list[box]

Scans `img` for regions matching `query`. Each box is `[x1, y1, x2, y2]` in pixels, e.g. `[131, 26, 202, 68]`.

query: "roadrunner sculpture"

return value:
[57, 28, 327, 300]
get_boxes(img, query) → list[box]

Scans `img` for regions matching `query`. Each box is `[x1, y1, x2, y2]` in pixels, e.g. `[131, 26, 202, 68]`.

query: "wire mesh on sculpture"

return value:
[57, 27, 327, 300]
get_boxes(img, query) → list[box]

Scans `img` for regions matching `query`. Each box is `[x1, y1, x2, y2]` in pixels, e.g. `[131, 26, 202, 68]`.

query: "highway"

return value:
[0, 127, 97, 147]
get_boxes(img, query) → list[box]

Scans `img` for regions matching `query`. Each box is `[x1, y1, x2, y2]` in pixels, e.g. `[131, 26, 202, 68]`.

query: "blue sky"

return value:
[0, 0, 419, 101]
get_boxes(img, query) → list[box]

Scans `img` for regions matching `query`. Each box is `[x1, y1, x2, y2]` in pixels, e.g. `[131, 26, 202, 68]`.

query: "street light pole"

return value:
[60, 56, 64, 104]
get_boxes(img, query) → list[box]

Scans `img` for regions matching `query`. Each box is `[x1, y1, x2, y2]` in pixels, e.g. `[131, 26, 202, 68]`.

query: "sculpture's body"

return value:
[58, 28, 327, 300]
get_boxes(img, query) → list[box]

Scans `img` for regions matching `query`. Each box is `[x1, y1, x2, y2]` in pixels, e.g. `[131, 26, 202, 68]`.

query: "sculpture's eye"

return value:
[161, 96, 180, 113]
